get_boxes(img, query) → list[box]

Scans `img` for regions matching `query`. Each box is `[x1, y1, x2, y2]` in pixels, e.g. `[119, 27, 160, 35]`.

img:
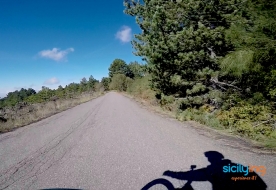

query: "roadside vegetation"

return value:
[106, 0, 276, 148]
[0, 76, 105, 133]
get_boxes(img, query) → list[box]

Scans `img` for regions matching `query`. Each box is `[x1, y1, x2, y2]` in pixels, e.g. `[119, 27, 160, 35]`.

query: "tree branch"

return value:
[253, 119, 272, 128]
[210, 77, 242, 91]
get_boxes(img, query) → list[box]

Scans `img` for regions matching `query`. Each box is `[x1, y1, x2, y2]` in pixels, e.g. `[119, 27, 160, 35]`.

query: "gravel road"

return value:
[0, 92, 275, 190]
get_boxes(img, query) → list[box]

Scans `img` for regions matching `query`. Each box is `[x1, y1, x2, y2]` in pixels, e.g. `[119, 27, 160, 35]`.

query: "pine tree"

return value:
[221, 0, 276, 100]
[87, 75, 98, 92]
[108, 59, 128, 78]
[124, 0, 240, 106]
[101, 77, 111, 91]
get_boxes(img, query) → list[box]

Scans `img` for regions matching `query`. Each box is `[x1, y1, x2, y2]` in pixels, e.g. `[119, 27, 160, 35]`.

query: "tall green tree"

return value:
[128, 61, 145, 79]
[80, 77, 88, 92]
[37, 86, 53, 102]
[87, 75, 98, 91]
[56, 85, 65, 99]
[108, 59, 128, 78]
[101, 77, 111, 91]
[124, 0, 240, 102]
[65, 83, 80, 97]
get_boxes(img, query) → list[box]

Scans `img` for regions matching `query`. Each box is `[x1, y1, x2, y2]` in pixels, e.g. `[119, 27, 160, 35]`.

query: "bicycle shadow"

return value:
[142, 151, 267, 190]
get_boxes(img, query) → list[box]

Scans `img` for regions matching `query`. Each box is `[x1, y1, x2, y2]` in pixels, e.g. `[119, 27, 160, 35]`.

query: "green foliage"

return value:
[101, 77, 111, 91]
[176, 101, 276, 145]
[250, 92, 266, 104]
[128, 61, 146, 79]
[125, 77, 134, 90]
[124, 0, 241, 110]
[221, 0, 276, 98]
[109, 74, 133, 91]
[217, 101, 275, 138]
[160, 94, 174, 107]
[126, 75, 156, 101]
[124, 0, 276, 105]
[108, 59, 146, 79]
[0, 88, 36, 107]
[65, 83, 80, 98]
[0, 75, 100, 108]
[220, 50, 254, 78]
[177, 108, 222, 129]
[87, 75, 99, 91]
[108, 59, 128, 78]
[266, 70, 276, 101]
[80, 77, 88, 93]
[56, 85, 65, 99]
[36, 86, 54, 102]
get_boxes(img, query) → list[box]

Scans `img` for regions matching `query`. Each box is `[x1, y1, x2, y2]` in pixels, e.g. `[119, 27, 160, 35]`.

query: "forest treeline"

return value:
[0, 60, 145, 109]
[0, 76, 102, 108]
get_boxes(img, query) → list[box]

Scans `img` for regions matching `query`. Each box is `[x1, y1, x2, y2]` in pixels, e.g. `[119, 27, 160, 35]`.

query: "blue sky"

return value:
[0, 0, 142, 97]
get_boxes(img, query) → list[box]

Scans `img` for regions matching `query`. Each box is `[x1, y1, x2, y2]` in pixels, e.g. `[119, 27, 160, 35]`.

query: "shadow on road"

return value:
[142, 151, 267, 190]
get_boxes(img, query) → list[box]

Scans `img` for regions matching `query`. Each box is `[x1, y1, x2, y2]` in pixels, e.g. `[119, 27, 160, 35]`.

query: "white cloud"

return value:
[116, 26, 132, 43]
[43, 77, 60, 85]
[38, 47, 74, 62]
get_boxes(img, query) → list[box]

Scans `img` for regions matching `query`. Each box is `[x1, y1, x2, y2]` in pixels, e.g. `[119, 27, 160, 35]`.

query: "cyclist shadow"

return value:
[142, 151, 267, 190]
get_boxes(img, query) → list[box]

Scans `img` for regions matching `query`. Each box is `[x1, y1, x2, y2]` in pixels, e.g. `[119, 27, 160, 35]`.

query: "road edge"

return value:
[120, 92, 276, 155]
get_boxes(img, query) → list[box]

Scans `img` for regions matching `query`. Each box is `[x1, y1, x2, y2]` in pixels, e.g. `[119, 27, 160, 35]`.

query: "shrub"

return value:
[217, 101, 275, 138]
[127, 75, 156, 101]
[109, 74, 133, 91]
[176, 107, 223, 129]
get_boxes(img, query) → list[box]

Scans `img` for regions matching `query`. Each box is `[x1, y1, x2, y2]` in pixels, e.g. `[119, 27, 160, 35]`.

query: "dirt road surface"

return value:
[0, 92, 275, 189]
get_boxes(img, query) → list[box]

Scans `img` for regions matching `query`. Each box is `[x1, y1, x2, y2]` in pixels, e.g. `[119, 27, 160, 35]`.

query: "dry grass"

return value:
[0, 91, 105, 133]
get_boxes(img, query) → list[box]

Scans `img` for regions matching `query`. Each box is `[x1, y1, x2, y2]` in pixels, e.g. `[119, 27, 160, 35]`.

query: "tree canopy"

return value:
[124, 0, 276, 106]
[108, 59, 129, 78]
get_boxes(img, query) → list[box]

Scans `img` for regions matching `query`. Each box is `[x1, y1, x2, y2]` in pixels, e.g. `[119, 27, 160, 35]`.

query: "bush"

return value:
[160, 94, 175, 110]
[217, 101, 275, 138]
[127, 75, 156, 101]
[109, 74, 133, 91]
[176, 107, 223, 129]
